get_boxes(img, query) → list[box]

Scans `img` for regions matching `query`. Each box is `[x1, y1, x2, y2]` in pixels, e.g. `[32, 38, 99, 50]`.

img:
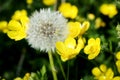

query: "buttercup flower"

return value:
[67, 21, 81, 38]
[59, 3, 78, 19]
[67, 21, 90, 38]
[43, 0, 56, 6]
[26, 9, 68, 52]
[100, 4, 118, 18]
[0, 10, 29, 41]
[56, 37, 85, 62]
[12, 10, 29, 22]
[7, 20, 27, 41]
[84, 38, 101, 59]
[92, 64, 114, 80]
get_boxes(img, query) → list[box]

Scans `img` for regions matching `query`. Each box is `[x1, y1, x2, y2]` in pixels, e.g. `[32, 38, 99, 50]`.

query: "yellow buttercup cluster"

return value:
[59, 3, 78, 19]
[92, 64, 120, 80]
[56, 21, 89, 61]
[0, 10, 29, 41]
[115, 51, 120, 73]
[100, 4, 118, 18]
[84, 38, 101, 60]
[43, 0, 56, 6]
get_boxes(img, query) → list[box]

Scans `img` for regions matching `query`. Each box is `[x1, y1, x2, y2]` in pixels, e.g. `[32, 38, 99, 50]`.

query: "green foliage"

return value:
[29, 65, 47, 80]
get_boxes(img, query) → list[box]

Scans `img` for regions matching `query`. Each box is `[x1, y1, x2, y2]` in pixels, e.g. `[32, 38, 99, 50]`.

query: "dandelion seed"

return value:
[26, 8, 68, 52]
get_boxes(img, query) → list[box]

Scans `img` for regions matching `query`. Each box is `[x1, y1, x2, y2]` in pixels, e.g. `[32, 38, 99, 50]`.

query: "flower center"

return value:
[41, 23, 56, 37]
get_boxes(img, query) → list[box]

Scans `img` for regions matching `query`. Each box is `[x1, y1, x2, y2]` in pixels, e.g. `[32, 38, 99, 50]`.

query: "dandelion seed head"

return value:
[26, 9, 68, 52]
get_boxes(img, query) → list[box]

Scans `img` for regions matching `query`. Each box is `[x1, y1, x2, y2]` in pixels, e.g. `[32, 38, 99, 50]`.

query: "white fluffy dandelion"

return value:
[26, 9, 68, 52]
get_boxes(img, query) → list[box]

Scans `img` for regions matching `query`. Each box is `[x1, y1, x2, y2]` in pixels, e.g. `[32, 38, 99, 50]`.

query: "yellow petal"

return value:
[88, 53, 98, 59]
[8, 20, 21, 30]
[0, 21, 8, 30]
[64, 37, 76, 49]
[92, 67, 101, 76]
[96, 38, 100, 45]
[84, 45, 91, 54]
[7, 30, 26, 41]
[105, 68, 114, 79]
[100, 64, 107, 72]
[116, 51, 120, 60]
[67, 22, 80, 38]
[56, 41, 66, 55]
[60, 48, 76, 62]
[70, 6, 78, 19]
[75, 37, 84, 53]
[26, 0, 33, 5]
[88, 38, 95, 44]
[113, 76, 120, 80]
[116, 60, 120, 73]
[80, 21, 90, 35]
[43, 0, 56, 6]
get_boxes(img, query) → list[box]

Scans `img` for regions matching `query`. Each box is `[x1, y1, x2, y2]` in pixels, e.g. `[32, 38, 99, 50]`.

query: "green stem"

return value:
[67, 61, 69, 80]
[55, 53, 66, 80]
[48, 50, 58, 80]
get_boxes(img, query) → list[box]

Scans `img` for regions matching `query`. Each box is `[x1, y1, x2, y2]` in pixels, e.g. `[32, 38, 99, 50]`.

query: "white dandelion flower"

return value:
[26, 8, 68, 52]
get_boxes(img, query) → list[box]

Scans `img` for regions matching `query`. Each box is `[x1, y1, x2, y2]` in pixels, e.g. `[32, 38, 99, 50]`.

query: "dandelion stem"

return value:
[48, 50, 58, 80]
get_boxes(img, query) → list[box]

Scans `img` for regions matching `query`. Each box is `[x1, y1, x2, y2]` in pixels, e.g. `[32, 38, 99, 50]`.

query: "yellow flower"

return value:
[59, 3, 78, 19]
[43, 0, 56, 6]
[0, 21, 8, 33]
[112, 76, 120, 80]
[14, 73, 30, 80]
[95, 17, 106, 29]
[115, 60, 120, 73]
[7, 20, 27, 41]
[23, 73, 30, 80]
[100, 4, 118, 18]
[79, 21, 90, 35]
[14, 77, 23, 80]
[92, 64, 114, 80]
[116, 51, 120, 73]
[12, 10, 29, 21]
[67, 21, 90, 38]
[116, 51, 120, 60]
[26, 0, 33, 5]
[67, 22, 81, 38]
[56, 37, 84, 62]
[3, 9, 29, 41]
[84, 38, 101, 59]
[87, 13, 95, 20]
